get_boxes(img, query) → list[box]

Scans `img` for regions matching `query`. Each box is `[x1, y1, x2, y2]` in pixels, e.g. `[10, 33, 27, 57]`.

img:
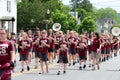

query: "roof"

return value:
[0, 16, 15, 21]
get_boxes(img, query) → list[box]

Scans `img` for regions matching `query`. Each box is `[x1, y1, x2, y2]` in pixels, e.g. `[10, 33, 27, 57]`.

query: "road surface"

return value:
[12, 52, 120, 80]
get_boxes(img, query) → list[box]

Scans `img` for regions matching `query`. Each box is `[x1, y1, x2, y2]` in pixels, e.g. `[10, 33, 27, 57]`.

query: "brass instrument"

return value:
[111, 27, 120, 36]
[52, 23, 61, 31]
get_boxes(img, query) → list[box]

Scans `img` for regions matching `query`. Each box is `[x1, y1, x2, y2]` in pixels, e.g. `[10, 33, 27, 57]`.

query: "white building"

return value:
[69, 11, 78, 20]
[0, 0, 17, 34]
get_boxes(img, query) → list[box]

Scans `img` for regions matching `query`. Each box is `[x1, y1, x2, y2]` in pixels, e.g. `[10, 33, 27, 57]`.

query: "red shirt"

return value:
[68, 36, 76, 49]
[56, 36, 63, 45]
[19, 40, 29, 54]
[33, 33, 38, 39]
[48, 36, 55, 49]
[33, 37, 40, 52]
[105, 39, 111, 49]
[77, 42, 87, 56]
[87, 38, 93, 51]
[101, 39, 106, 50]
[28, 35, 33, 48]
[0, 40, 15, 69]
[18, 36, 23, 46]
[59, 49, 67, 58]
[92, 38, 101, 52]
[40, 38, 49, 53]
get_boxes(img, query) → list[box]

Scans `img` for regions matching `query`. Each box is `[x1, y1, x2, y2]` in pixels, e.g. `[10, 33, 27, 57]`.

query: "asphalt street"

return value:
[12, 52, 120, 80]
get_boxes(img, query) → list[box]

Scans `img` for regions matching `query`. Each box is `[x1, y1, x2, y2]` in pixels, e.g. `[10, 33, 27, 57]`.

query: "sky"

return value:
[62, 0, 120, 13]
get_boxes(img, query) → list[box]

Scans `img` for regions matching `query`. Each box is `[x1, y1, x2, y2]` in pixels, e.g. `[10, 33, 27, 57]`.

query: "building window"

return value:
[7, 0, 11, 12]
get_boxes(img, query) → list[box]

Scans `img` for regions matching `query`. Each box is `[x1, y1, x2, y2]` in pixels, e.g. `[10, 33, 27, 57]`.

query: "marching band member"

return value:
[77, 35, 87, 70]
[87, 33, 94, 67]
[0, 28, 15, 80]
[55, 31, 64, 59]
[113, 36, 119, 57]
[10, 32, 17, 54]
[39, 30, 50, 74]
[17, 30, 24, 60]
[27, 30, 33, 65]
[10, 33, 17, 68]
[57, 38, 68, 75]
[100, 34, 106, 62]
[74, 32, 81, 63]
[32, 30, 41, 69]
[68, 31, 77, 66]
[7, 32, 11, 40]
[109, 34, 114, 58]
[19, 32, 30, 72]
[91, 32, 101, 70]
[48, 29, 55, 64]
[105, 34, 111, 60]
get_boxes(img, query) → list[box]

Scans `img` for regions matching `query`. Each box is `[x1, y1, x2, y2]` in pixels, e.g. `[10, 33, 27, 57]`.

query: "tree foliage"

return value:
[112, 24, 120, 28]
[17, 0, 74, 31]
[78, 16, 96, 33]
[17, 0, 45, 31]
[17, 0, 119, 34]
[96, 8, 119, 22]
[70, 0, 93, 12]
[51, 10, 77, 32]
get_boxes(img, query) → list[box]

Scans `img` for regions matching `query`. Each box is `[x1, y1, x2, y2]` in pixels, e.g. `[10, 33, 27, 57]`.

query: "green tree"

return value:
[70, 0, 93, 12]
[70, 0, 81, 8]
[17, 0, 68, 31]
[112, 24, 120, 28]
[78, 16, 96, 33]
[43, 0, 65, 12]
[76, 8, 87, 21]
[17, 0, 45, 31]
[79, 0, 93, 12]
[51, 10, 77, 32]
[96, 8, 119, 22]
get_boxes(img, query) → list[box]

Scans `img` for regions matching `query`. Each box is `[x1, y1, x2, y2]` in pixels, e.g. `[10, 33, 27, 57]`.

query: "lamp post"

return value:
[46, 9, 50, 34]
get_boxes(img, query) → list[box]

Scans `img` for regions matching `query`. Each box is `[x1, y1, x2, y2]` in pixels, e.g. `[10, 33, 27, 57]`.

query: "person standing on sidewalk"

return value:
[0, 28, 15, 80]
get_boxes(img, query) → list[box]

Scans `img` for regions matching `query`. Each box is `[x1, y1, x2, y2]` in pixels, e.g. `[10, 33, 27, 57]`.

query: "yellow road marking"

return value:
[12, 63, 58, 77]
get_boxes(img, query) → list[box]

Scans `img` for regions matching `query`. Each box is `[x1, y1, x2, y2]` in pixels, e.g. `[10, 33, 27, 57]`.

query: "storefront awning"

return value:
[0, 16, 15, 21]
